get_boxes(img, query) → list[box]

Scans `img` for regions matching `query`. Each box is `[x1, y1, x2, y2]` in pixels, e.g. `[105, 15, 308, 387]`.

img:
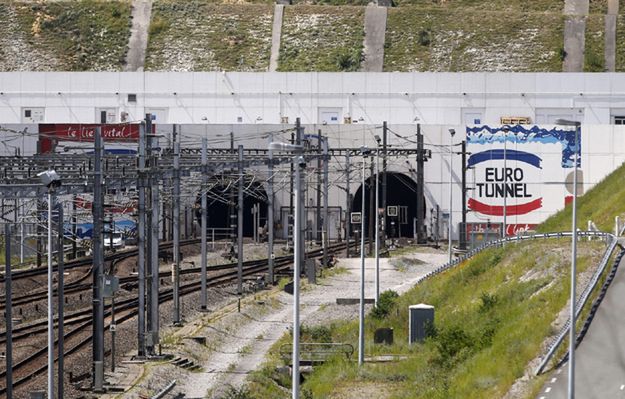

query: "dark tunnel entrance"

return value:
[195, 178, 268, 238]
[351, 172, 423, 239]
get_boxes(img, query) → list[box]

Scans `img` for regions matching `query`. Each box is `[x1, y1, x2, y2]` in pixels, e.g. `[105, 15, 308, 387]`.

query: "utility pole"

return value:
[381, 122, 388, 247]
[289, 128, 295, 250]
[416, 125, 426, 244]
[345, 153, 351, 257]
[200, 138, 208, 310]
[316, 131, 322, 245]
[173, 140, 181, 325]
[237, 145, 244, 295]
[459, 140, 468, 250]
[368, 158, 375, 254]
[149, 130, 160, 354]
[229, 132, 237, 259]
[57, 206, 65, 399]
[137, 121, 147, 357]
[5, 224, 12, 399]
[92, 127, 105, 391]
[71, 195, 77, 259]
[358, 150, 368, 366]
[268, 133, 275, 284]
[322, 136, 329, 268]
[145, 116, 154, 354]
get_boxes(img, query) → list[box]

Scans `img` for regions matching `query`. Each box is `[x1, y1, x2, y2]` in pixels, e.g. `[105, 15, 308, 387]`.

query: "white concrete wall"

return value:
[3, 72, 625, 125]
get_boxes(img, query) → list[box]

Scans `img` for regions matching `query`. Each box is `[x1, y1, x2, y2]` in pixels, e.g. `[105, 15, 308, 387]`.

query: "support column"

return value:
[345, 153, 351, 257]
[149, 130, 160, 354]
[5, 224, 12, 399]
[237, 145, 244, 295]
[381, 122, 388, 247]
[322, 136, 329, 267]
[200, 138, 208, 309]
[172, 141, 181, 325]
[57, 206, 65, 399]
[267, 133, 275, 284]
[137, 122, 147, 357]
[92, 127, 105, 390]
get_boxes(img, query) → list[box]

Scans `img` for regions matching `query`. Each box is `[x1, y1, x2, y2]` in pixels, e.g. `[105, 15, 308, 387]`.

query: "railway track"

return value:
[0, 241, 352, 394]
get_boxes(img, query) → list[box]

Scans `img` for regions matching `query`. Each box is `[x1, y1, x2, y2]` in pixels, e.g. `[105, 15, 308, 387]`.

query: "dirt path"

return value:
[168, 248, 448, 398]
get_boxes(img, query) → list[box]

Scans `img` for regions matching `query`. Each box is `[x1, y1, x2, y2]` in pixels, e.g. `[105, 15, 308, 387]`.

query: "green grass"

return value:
[585, 15, 606, 71]
[146, 1, 273, 71]
[391, 0, 563, 11]
[384, 7, 564, 72]
[278, 5, 365, 72]
[616, 14, 625, 71]
[538, 161, 625, 233]
[11, 1, 131, 71]
[247, 239, 605, 398]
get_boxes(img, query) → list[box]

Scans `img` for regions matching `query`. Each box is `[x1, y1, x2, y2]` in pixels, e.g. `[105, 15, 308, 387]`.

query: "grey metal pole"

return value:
[316, 131, 322, 244]
[322, 137, 329, 268]
[358, 153, 367, 366]
[5, 223, 12, 399]
[200, 138, 208, 309]
[93, 126, 105, 390]
[568, 125, 580, 399]
[111, 296, 116, 372]
[237, 145, 244, 295]
[268, 133, 275, 284]
[71, 196, 77, 260]
[19, 206, 24, 264]
[381, 122, 388, 246]
[448, 135, 453, 263]
[503, 129, 507, 239]
[137, 122, 147, 357]
[48, 190, 54, 398]
[292, 155, 303, 399]
[375, 148, 380, 305]
[345, 153, 351, 257]
[57, 205, 65, 399]
[173, 141, 181, 325]
[150, 141, 160, 353]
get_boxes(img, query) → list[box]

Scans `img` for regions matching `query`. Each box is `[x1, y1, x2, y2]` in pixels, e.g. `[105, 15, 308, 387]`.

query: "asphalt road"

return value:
[537, 253, 625, 398]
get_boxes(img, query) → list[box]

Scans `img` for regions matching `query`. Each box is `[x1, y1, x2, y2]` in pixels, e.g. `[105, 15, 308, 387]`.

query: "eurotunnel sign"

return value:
[38, 123, 153, 153]
[466, 125, 580, 234]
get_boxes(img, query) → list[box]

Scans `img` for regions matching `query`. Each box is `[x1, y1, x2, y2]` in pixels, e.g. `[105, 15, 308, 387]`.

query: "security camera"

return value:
[448, 128, 456, 137]
[37, 170, 61, 188]
[297, 156, 306, 168]
[374, 134, 381, 144]
[360, 146, 371, 156]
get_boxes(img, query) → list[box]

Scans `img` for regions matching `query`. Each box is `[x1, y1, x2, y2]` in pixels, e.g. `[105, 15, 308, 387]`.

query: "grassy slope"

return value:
[12, 1, 131, 71]
[585, 14, 605, 71]
[384, 8, 564, 72]
[278, 6, 365, 72]
[247, 240, 604, 399]
[539, 162, 625, 233]
[146, 1, 273, 71]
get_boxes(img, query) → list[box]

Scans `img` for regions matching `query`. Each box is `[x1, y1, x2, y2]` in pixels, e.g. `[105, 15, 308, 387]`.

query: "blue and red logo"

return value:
[467, 149, 543, 216]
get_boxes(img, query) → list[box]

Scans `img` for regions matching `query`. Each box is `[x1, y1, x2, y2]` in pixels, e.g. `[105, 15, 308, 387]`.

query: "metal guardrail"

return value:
[410, 230, 618, 376]
[534, 233, 619, 375]
[279, 342, 354, 363]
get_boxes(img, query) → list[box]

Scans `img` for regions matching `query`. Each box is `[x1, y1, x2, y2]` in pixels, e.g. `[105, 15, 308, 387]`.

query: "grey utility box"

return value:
[409, 304, 434, 344]
[305, 259, 316, 284]
[30, 392, 45, 399]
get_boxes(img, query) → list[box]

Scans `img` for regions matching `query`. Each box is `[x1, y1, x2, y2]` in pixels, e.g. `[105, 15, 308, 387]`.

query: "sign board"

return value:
[466, 125, 579, 234]
[38, 123, 154, 153]
[350, 212, 362, 224]
[387, 206, 398, 217]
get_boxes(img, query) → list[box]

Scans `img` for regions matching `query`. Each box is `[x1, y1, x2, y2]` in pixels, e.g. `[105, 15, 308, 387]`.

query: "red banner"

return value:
[39, 123, 150, 153]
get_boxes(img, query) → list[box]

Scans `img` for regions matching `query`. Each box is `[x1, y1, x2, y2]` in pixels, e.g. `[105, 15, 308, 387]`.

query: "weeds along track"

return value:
[0, 241, 352, 394]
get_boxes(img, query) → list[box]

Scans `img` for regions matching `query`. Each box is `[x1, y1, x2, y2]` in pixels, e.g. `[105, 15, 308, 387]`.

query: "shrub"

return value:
[478, 292, 498, 313]
[371, 290, 400, 319]
[434, 326, 474, 365]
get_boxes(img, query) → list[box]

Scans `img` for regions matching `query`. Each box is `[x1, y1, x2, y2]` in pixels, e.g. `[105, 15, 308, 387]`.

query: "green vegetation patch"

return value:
[278, 5, 365, 71]
[616, 14, 625, 71]
[10, 1, 131, 71]
[384, 7, 564, 72]
[146, 1, 273, 71]
[247, 239, 605, 398]
[391, 0, 563, 11]
[585, 15, 605, 71]
[539, 161, 625, 233]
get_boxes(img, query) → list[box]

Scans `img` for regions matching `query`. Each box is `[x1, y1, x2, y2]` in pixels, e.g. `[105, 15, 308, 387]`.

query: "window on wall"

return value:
[535, 108, 584, 124]
[614, 116, 625, 125]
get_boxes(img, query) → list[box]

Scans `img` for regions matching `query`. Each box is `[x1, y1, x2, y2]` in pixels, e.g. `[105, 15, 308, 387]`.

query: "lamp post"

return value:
[268, 141, 304, 399]
[37, 169, 61, 399]
[359, 146, 370, 366]
[502, 125, 510, 239]
[374, 135, 381, 305]
[448, 129, 455, 263]
[555, 118, 581, 399]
